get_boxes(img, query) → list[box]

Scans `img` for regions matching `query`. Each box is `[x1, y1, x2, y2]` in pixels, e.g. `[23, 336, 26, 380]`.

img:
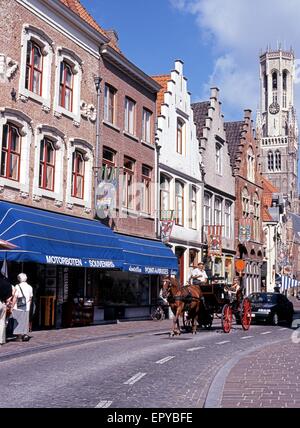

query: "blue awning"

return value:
[117, 233, 178, 275]
[0, 201, 124, 269]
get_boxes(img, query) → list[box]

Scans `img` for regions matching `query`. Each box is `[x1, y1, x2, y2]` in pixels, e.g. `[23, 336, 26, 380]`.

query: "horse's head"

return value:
[161, 277, 172, 299]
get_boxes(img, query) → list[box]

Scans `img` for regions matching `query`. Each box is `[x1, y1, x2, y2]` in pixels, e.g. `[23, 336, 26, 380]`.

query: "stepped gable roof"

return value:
[59, 0, 120, 52]
[152, 75, 170, 116]
[191, 101, 210, 139]
[224, 121, 244, 167]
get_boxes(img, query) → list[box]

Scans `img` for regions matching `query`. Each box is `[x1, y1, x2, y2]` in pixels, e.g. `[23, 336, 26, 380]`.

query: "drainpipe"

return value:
[155, 138, 161, 239]
[94, 76, 102, 219]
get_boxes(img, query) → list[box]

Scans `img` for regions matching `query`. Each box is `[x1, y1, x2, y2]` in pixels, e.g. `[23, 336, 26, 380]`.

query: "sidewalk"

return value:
[0, 319, 171, 361]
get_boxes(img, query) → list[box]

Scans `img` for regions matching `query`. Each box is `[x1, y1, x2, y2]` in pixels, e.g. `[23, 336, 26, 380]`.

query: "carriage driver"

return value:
[225, 277, 242, 304]
[190, 262, 208, 286]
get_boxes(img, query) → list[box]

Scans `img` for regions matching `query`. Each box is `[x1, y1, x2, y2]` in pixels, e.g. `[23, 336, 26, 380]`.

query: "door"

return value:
[175, 247, 185, 285]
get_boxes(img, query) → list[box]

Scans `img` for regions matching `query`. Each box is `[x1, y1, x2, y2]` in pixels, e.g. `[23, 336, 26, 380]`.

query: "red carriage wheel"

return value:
[240, 297, 252, 331]
[222, 304, 233, 333]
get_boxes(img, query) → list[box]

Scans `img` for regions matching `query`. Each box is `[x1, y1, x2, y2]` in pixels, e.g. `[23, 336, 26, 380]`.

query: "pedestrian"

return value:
[190, 262, 208, 286]
[0, 273, 13, 345]
[11, 273, 33, 342]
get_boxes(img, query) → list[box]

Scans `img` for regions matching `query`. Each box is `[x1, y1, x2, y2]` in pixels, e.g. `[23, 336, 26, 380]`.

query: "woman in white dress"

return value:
[11, 273, 33, 342]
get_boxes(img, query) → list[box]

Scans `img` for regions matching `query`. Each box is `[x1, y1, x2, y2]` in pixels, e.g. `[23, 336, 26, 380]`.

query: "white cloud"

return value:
[170, 0, 300, 119]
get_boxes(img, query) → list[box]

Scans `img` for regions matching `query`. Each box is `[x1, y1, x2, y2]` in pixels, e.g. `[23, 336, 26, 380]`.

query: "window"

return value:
[272, 71, 278, 90]
[72, 150, 85, 199]
[160, 174, 170, 218]
[224, 201, 232, 239]
[275, 150, 281, 171]
[283, 71, 287, 91]
[175, 180, 184, 226]
[141, 165, 151, 214]
[253, 194, 260, 242]
[1, 123, 21, 181]
[268, 151, 274, 171]
[242, 188, 250, 218]
[177, 119, 184, 154]
[59, 61, 73, 112]
[122, 157, 135, 209]
[39, 138, 55, 191]
[102, 147, 115, 181]
[214, 197, 222, 225]
[25, 41, 43, 96]
[104, 84, 116, 124]
[189, 185, 197, 229]
[204, 192, 212, 226]
[125, 97, 136, 135]
[247, 147, 255, 182]
[216, 143, 222, 174]
[142, 109, 152, 143]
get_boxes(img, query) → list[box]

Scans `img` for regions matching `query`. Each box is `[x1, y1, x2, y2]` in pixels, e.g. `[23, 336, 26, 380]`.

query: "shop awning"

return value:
[280, 275, 299, 290]
[0, 201, 124, 269]
[117, 233, 178, 275]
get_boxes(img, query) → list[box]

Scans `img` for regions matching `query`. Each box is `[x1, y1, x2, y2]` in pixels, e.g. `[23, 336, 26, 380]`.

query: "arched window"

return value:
[272, 71, 278, 90]
[59, 61, 74, 112]
[25, 40, 43, 96]
[177, 118, 184, 154]
[39, 138, 55, 191]
[1, 123, 21, 181]
[247, 147, 255, 182]
[72, 150, 85, 199]
[242, 188, 250, 218]
[275, 150, 281, 171]
[283, 70, 287, 91]
[268, 151, 274, 171]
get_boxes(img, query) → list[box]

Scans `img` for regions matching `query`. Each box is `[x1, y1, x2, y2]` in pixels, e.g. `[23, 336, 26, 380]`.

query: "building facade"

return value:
[256, 48, 299, 213]
[225, 110, 264, 295]
[192, 88, 235, 284]
[153, 60, 203, 284]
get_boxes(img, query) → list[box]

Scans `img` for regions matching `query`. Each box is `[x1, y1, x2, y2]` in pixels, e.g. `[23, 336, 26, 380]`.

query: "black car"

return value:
[249, 292, 294, 326]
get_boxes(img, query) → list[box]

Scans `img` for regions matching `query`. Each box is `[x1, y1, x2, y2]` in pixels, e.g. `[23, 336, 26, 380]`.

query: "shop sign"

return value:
[45, 255, 116, 269]
[160, 220, 174, 244]
[207, 225, 222, 257]
[239, 219, 251, 243]
[128, 265, 174, 275]
[95, 166, 119, 219]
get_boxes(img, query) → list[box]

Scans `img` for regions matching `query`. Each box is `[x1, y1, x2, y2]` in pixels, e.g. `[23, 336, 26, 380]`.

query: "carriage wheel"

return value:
[222, 304, 233, 333]
[240, 297, 252, 331]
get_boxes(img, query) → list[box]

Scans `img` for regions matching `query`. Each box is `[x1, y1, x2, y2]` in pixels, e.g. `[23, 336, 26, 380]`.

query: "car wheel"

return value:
[272, 312, 279, 326]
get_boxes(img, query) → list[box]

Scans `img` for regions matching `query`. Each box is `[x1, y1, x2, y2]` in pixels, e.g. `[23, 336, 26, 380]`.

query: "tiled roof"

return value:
[59, 0, 120, 52]
[261, 176, 279, 194]
[152, 75, 170, 116]
[262, 206, 273, 222]
[224, 121, 244, 167]
[261, 177, 280, 222]
[191, 102, 210, 140]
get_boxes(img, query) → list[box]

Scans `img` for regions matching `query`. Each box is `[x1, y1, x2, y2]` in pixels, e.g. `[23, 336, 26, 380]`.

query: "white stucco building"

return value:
[153, 60, 204, 284]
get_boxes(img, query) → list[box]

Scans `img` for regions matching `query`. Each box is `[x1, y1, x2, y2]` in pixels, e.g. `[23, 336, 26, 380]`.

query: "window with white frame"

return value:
[122, 157, 135, 209]
[253, 193, 260, 242]
[54, 48, 82, 123]
[216, 143, 222, 174]
[125, 97, 136, 135]
[175, 180, 184, 226]
[19, 24, 53, 110]
[224, 200, 232, 238]
[189, 185, 197, 229]
[242, 187, 250, 218]
[104, 84, 117, 124]
[160, 174, 170, 218]
[39, 138, 55, 191]
[0, 111, 31, 195]
[142, 108, 152, 143]
[141, 165, 152, 214]
[204, 192, 212, 226]
[214, 197, 222, 225]
[177, 118, 185, 155]
[102, 147, 116, 181]
[247, 147, 255, 182]
[66, 140, 93, 210]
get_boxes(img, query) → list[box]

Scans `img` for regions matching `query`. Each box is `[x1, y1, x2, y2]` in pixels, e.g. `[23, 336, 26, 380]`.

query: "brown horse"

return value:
[162, 276, 204, 336]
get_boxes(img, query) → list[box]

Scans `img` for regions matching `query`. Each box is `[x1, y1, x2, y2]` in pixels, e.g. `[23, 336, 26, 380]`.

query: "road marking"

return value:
[279, 328, 287, 331]
[124, 372, 147, 385]
[95, 400, 113, 408]
[216, 341, 230, 345]
[187, 346, 206, 352]
[156, 356, 175, 364]
[261, 331, 272, 335]
[240, 336, 254, 340]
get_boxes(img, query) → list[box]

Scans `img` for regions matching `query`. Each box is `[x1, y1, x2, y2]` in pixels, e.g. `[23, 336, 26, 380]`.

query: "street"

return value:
[1, 318, 298, 408]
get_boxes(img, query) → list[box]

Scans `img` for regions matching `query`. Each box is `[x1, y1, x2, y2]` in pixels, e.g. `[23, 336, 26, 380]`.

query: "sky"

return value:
[81, 0, 300, 122]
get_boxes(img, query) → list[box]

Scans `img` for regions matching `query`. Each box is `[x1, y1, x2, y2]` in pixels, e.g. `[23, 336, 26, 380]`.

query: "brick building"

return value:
[0, 0, 176, 328]
[225, 110, 264, 295]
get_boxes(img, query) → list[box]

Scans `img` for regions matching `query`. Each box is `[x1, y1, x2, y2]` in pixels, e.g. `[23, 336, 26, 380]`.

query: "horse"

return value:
[161, 276, 204, 336]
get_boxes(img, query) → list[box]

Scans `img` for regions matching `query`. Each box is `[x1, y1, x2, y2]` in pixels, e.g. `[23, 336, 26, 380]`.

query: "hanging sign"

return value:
[207, 225, 223, 257]
[239, 219, 251, 244]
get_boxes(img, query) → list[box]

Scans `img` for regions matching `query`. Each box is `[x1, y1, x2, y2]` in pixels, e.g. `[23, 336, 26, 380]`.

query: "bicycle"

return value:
[151, 304, 166, 321]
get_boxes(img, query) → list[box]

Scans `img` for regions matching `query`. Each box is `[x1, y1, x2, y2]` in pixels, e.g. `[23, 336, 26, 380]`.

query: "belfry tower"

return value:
[257, 48, 299, 212]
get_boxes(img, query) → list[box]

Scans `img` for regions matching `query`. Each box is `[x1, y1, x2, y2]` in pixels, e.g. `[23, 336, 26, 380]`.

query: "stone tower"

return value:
[256, 48, 299, 212]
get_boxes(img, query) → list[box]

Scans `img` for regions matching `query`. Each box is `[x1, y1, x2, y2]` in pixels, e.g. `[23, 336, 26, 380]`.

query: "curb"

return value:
[203, 337, 289, 408]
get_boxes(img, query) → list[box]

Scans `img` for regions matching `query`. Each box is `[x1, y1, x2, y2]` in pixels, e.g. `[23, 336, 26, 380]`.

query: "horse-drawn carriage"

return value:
[162, 276, 252, 336]
[198, 277, 252, 333]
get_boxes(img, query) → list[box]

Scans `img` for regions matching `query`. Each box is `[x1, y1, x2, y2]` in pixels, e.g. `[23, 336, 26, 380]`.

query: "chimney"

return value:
[106, 29, 119, 47]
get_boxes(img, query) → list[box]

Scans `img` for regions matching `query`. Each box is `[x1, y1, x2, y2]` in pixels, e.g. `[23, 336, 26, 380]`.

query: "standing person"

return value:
[0, 273, 13, 345]
[11, 273, 33, 342]
[190, 262, 208, 286]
